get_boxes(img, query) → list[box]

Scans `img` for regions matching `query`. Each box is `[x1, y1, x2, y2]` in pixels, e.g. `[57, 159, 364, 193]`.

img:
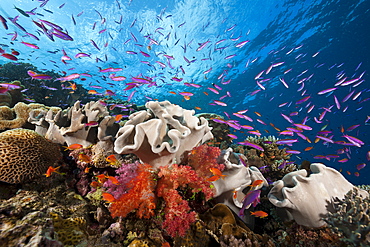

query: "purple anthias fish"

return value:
[239, 189, 261, 217]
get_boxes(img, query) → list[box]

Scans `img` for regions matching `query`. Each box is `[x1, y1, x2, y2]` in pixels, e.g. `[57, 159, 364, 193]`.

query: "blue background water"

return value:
[0, 0, 369, 184]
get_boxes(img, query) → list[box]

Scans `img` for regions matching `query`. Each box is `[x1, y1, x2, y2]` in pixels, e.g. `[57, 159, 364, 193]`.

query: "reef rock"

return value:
[114, 100, 213, 168]
[268, 163, 369, 228]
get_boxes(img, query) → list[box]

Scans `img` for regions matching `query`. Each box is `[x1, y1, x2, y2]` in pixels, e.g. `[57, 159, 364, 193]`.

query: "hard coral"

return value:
[323, 187, 370, 247]
[0, 128, 62, 183]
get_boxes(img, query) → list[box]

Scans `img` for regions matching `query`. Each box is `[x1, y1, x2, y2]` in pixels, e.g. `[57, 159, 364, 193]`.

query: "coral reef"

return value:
[268, 163, 369, 228]
[0, 102, 60, 130]
[196, 113, 232, 148]
[323, 187, 370, 247]
[233, 136, 297, 182]
[273, 223, 342, 247]
[114, 100, 213, 168]
[0, 129, 62, 183]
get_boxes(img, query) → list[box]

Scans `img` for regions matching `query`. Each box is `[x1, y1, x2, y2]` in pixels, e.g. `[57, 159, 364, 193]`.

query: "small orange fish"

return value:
[78, 153, 91, 163]
[88, 90, 98, 94]
[161, 242, 171, 247]
[206, 175, 221, 182]
[64, 143, 83, 150]
[70, 82, 77, 90]
[44, 166, 61, 177]
[106, 154, 118, 164]
[96, 174, 108, 183]
[115, 114, 123, 121]
[90, 181, 100, 188]
[254, 111, 262, 117]
[233, 189, 238, 199]
[107, 176, 120, 185]
[102, 192, 115, 203]
[195, 106, 201, 110]
[250, 210, 268, 218]
[304, 146, 314, 151]
[183, 95, 190, 100]
[210, 168, 226, 179]
[248, 180, 264, 188]
[203, 91, 209, 96]
[169, 91, 177, 95]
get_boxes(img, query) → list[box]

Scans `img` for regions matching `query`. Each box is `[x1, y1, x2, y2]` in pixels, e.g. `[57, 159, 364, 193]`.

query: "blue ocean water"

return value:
[0, 0, 369, 184]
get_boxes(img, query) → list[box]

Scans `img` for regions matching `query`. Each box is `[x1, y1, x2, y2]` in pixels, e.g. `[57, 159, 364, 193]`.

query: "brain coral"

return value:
[0, 128, 62, 184]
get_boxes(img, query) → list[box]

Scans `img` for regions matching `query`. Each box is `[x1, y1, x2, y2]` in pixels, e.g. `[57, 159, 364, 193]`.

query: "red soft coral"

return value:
[188, 144, 224, 178]
[109, 163, 156, 219]
[157, 164, 214, 237]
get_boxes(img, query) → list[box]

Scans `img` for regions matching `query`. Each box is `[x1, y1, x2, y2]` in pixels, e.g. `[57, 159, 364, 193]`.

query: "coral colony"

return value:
[0, 0, 369, 246]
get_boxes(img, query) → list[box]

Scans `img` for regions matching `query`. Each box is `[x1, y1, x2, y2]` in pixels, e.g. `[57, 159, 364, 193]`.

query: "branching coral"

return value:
[108, 163, 156, 220]
[323, 187, 370, 246]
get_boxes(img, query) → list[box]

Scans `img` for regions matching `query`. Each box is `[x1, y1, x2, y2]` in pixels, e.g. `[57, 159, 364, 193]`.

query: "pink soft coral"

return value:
[103, 161, 139, 199]
[108, 163, 156, 219]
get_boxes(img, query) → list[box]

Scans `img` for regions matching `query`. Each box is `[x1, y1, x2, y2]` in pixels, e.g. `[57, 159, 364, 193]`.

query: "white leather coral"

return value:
[268, 163, 369, 227]
[114, 100, 213, 168]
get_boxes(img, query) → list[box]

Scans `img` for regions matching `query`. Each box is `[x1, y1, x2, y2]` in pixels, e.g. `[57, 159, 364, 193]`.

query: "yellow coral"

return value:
[0, 129, 62, 183]
[50, 212, 87, 246]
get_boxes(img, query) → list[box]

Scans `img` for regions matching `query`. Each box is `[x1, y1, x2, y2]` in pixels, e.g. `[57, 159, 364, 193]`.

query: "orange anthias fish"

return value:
[107, 176, 120, 185]
[115, 114, 123, 121]
[105, 154, 120, 166]
[96, 174, 108, 183]
[207, 168, 226, 182]
[44, 166, 63, 177]
[78, 153, 91, 163]
[64, 143, 83, 151]
[102, 192, 115, 203]
[250, 210, 268, 218]
[248, 180, 264, 189]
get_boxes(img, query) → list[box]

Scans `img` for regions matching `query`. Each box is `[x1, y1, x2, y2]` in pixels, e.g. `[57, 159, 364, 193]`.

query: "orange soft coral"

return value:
[108, 163, 156, 219]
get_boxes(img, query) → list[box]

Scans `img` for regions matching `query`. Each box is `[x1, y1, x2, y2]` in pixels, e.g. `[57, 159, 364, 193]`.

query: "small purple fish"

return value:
[237, 141, 264, 151]
[239, 190, 261, 217]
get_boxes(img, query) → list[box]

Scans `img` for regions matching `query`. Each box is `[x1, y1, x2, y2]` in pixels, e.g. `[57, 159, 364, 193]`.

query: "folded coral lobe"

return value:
[114, 101, 213, 168]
